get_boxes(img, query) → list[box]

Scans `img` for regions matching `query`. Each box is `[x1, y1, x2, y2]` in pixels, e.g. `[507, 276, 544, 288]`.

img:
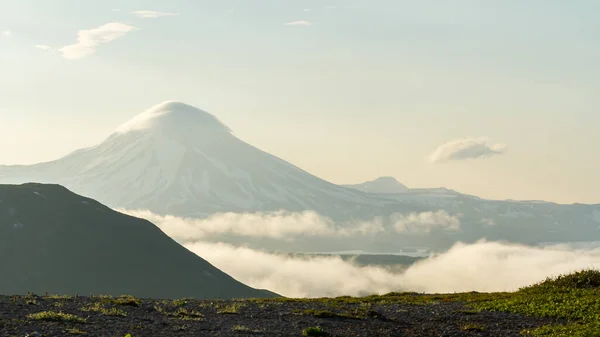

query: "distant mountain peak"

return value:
[344, 176, 410, 194]
[116, 101, 231, 134]
[373, 176, 401, 183]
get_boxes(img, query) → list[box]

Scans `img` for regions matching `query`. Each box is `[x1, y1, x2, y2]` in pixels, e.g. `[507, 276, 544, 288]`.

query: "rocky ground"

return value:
[0, 293, 560, 337]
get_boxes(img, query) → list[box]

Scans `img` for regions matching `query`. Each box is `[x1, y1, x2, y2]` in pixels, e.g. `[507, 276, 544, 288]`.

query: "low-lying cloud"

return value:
[59, 22, 136, 60]
[184, 240, 600, 298]
[121, 209, 462, 241]
[393, 210, 461, 233]
[122, 210, 385, 241]
[428, 138, 507, 163]
[124, 209, 600, 298]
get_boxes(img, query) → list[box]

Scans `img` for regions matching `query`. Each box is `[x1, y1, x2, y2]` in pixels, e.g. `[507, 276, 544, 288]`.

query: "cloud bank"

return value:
[428, 138, 507, 163]
[184, 240, 600, 297]
[124, 209, 600, 297]
[59, 22, 136, 60]
[132, 11, 179, 18]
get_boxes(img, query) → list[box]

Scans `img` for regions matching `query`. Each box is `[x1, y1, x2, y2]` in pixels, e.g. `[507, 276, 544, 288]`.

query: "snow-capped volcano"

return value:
[2, 101, 600, 250]
[0, 101, 398, 218]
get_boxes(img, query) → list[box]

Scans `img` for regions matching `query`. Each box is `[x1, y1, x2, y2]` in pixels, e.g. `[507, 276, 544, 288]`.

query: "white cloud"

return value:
[325, 5, 337, 9]
[285, 21, 313, 26]
[132, 10, 179, 18]
[428, 138, 507, 163]
[125, 210, 600, 297]
[34, 45, 51, 51]
[2, 30, 12, 37]
[59, 22, 136, 60]
[122, 209, 384, 241]
[183, 240, 600, 297]
[392, 210, 461, 233]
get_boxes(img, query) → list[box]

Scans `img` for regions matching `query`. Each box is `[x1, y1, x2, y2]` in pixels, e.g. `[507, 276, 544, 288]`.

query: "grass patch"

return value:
[28, 311, 86, 323]
[171, 298, 189, 307]
[295, 309, 362, 320]
[232, 325, 262, 333]
[45, 294, 72, 300]
[217, 302, 245, 314]
[155, 306, 204, 321]
[82, 302, 127, 317]
[461, 322, 486, 332]
[65, 327, 86, 335]
[472, 269, 600, 336]
[111, 295, 141, 307]
[302, 326, 330, 336]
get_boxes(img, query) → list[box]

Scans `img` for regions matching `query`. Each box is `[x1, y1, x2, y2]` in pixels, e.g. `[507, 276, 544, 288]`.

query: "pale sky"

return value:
[1, 0, 599, 204]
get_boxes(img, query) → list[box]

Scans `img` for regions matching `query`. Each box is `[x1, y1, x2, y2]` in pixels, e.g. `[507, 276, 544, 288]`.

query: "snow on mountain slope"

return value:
[0, 101, 400, 219]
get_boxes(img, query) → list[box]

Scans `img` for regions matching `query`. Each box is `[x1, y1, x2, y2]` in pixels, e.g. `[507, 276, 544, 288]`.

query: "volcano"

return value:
[0, 101, 398, 219]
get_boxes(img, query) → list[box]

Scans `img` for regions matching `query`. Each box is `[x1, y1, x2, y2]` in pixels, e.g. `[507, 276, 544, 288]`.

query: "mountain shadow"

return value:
[0, 183, 277, 299]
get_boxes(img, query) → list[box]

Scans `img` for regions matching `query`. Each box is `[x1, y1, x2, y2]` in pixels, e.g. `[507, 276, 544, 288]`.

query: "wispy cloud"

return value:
[34, 45, 51, 51]
[428, 138, 507, 163]
[59, 22, 136, 60]
[392, 210, 461, 233]
[285, 21, 313, 26]
[2, 30, 12, 38]
[132, 10, 179, 18]
[122, 209, 384, 241]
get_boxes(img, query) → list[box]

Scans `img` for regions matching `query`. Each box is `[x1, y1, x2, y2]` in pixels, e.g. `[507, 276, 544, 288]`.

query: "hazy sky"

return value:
[1, 0, 599, 204]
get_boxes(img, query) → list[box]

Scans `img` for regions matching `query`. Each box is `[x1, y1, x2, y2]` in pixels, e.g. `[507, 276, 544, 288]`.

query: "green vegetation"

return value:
[216, 302, 245, 314]
[46, 294, 72, 300]
[111, 295, 141, 307]
[232, 325, 262, 333]
[155, 305, 204, 321]
[295, 309, 362, 320]
[302, 326, 330, 336]
[82, 302, 127, 317]
[471, 269, 600, 336]
[28, 311, 87, 323]
[65, 327, 87, 335]
[461, 322, 486, 332]
[171, 298, 190, 306]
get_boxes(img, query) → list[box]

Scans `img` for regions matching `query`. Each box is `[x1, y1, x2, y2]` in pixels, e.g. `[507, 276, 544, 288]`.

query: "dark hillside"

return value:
[0, 183, 276, 299]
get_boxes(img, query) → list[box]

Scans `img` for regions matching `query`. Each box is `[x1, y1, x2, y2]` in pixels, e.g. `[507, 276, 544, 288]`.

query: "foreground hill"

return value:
[0, 183, 276, 299]
[2, 270, 598, 336]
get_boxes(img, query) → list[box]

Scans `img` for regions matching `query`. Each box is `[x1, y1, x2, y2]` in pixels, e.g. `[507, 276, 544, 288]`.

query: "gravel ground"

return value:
[0, 295, 560, 337]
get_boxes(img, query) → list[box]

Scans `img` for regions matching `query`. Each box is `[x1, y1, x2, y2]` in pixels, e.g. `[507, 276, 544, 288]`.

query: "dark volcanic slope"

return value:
[0, 183, 275, 299]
